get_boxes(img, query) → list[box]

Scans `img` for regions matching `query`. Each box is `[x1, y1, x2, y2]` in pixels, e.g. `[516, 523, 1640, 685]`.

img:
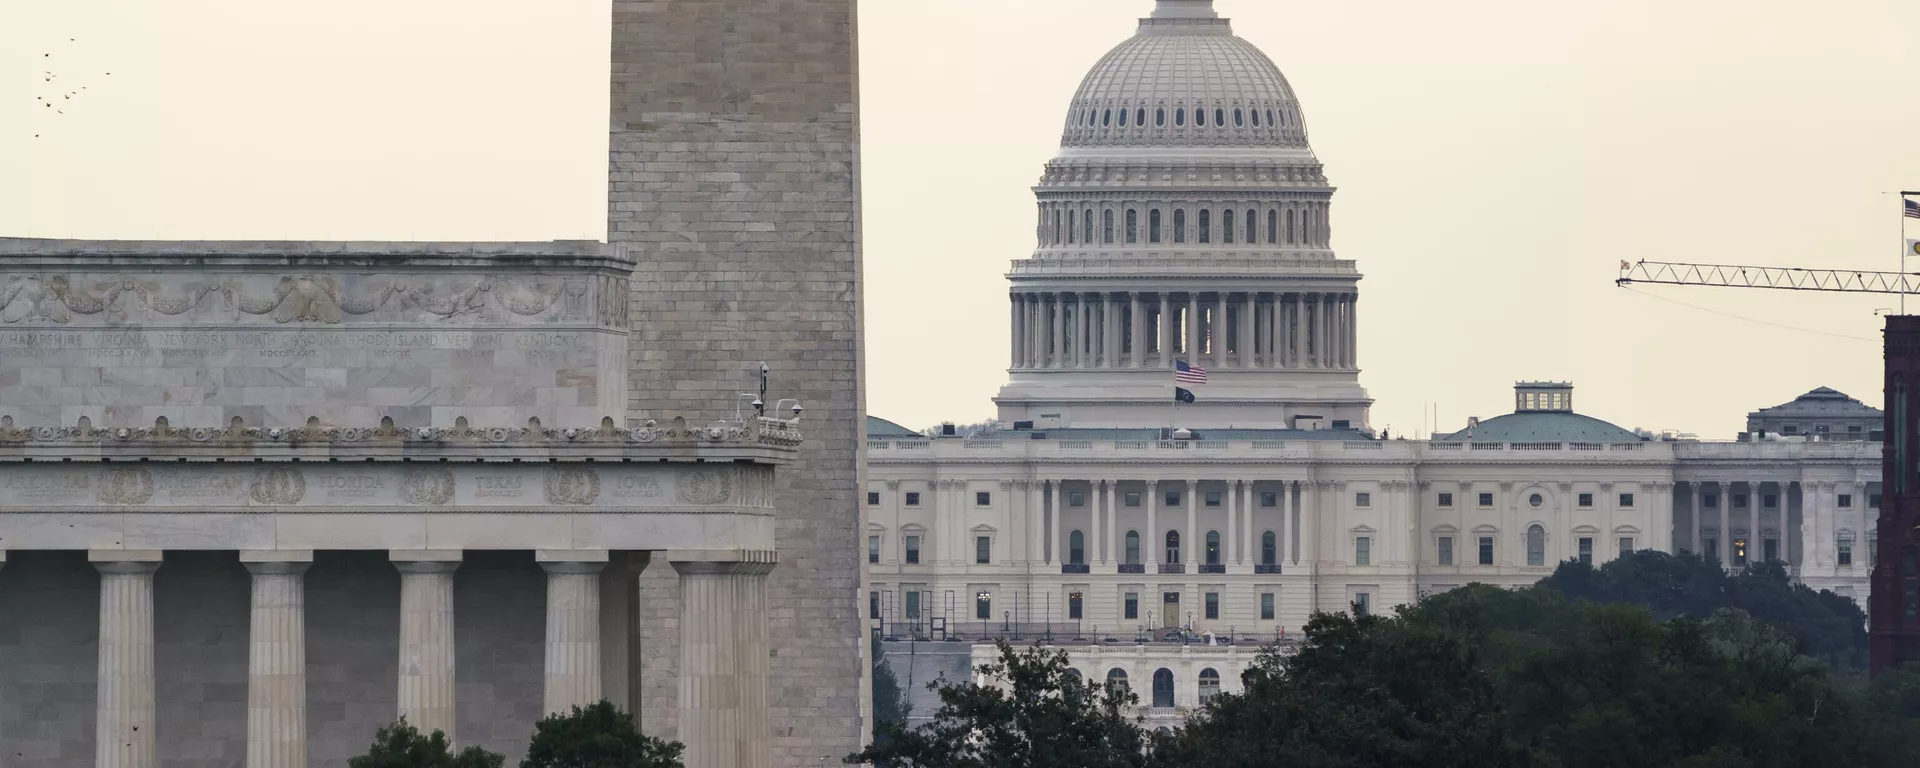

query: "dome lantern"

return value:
[1152, 0, 1219, 19]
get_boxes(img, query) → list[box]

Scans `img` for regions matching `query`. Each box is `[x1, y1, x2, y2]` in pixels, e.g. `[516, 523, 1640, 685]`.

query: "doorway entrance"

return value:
[1161, 591, 1181, 629]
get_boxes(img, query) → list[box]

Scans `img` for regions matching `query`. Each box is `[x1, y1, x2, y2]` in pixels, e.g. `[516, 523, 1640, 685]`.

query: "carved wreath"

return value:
[98, 468, 155, 505]
[676, 468, 733, 505]
[398, 468, 457, 506]
[249, 467, 307, 505]
[544, 467, 601, 506]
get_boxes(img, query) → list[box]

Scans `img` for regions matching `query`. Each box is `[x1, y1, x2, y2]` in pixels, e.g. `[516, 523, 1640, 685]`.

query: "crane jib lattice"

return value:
[1616, 260, 1920, 295]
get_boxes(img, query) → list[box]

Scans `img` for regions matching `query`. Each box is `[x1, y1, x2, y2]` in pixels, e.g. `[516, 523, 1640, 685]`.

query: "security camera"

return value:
[791, 403, 804, 416]
[752, 398, 764, 409]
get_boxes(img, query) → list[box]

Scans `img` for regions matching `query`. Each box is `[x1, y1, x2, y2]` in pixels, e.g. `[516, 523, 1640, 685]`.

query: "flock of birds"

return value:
[34, 38, 108, 137]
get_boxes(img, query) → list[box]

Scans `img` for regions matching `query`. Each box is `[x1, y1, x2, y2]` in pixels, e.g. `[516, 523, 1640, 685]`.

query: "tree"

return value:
[348, 719, 505, 768]
[520, 701, 683, 768]
[1153, 611, 1525, 768]
[848, 641, 1150, 768]
[873, 631, 912, 740]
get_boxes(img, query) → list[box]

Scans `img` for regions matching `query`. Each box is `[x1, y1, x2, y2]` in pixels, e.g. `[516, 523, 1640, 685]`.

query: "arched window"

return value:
[1205, 530, 1221, 565]
[1262, 531, 1277, 566]
[1223, 211, 1235, 244]
[1106, 668, 1129, 694]
[1067, 210, 1076, 244]
[1089, 109, 1098, 126]
[1198, 668, 1222, 704]
[1067, 668, 1083, 681]
[1152, 668, 1175, 707]
[1175, 108, 1186, 127]
[1234, 108, 1244, 127]
[1126, 209, 1139, 244]
[1149, 210, 1162, 243]
[1215, 108, 1226, 127]
[1267, 109, 1277, 126]
[1069, 530, 1086, 565]
[1136, 108, 1146, 126]
[1156, 108, 1166, 127]
[1286, 209, 1297, 244]
[1052, 209, 1062, 245]
[1267, 210, 1278, 244]
[1246, 210, 1257, 244]
[1083, 208, 1094, 244]
[1102, 109, 1112, 126]
[1198, 210, 1211, 244]
[1526, 524, 1546, 566]
[1125, 530, 1141, 564]
[1165, 531, 1181, 564]
[1119, 108, 1128, 127]
[1173, 210, 1187, 244]
[1252, 108, 1261, 127]
[1103, 210, 1115, 244]
[1196, 108, 1206, 127]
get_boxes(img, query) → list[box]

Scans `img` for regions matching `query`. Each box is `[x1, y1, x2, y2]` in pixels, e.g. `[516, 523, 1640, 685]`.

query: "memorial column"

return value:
[671, 551, 778, 768]
[538, 550, 608, 715]
[391, 551, 460, 741]
[93, 551, 162, 768]
[243, 551, 313, 768]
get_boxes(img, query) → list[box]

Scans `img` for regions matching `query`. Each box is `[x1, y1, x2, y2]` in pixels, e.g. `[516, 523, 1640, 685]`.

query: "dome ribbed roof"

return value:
[1061, 1, 1309, 148]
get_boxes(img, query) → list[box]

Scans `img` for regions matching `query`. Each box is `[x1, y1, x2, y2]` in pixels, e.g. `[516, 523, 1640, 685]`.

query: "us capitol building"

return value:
[866, 0, 1882, 718]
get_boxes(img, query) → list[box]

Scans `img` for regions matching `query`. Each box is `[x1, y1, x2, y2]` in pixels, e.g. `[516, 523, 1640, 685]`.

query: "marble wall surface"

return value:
[0, 240, 632, 429]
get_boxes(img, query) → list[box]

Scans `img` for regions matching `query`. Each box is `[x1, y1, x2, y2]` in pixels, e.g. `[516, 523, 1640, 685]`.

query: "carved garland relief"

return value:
[0, 274, 616, 325]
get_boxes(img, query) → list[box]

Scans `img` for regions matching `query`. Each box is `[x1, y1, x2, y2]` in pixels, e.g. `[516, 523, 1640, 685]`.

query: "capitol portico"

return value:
[866, 1, 1882, 700]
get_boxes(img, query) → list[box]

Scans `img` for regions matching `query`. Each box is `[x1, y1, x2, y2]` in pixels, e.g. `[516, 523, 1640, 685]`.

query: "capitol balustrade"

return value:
[868, 437, 1882, 465]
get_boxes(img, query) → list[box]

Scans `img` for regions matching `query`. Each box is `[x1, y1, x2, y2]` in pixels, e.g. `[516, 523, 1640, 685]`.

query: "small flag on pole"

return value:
[1174, 360, 1208, 384]
[1905, 198, 1920, 219]
[1175, 387, 1196, 403]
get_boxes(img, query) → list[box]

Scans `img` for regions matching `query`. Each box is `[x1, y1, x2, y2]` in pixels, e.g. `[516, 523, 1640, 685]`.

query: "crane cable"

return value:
[1618, 284, 1877, 343]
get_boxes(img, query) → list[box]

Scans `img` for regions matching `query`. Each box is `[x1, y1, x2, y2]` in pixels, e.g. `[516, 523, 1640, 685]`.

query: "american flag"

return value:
[1174, 360, 1208, 384]
[1906, 198, 1920, 219]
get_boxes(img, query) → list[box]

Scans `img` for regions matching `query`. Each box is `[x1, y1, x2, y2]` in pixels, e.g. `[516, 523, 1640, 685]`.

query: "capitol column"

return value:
[1076, 293, 1090, 368]
[1717, 482, 1731, 566]
[1145, 481, 1161, 569]
[1214, 293, 1228, 369]
[1027, 295, 1042, 368]
[1748, 481, 1762, 564]
[1010, 294, 1022, 368]
[1050, 481, 1064, 567]
[92, 550, 163, 768]
[1090, 480, 1105, 566]
[1242, 293, 1257, 368]
[538, 550, 608, 715]
[1348, 294, 1359, 369]
[1187, 293, 1201, 362]
[1129, 293, 1144, 368]
[1159, 293, 1174, 367]
[1185, 480, 1200, 568]
[671, 551, 777, 768]
[1026, 480, 1046, 566]
[1104, 479, 1119, 567]
[243, 551, 314, 768]
[391, 550, 460, 741]
[1225, 480, 1239, 567]
[1105, 294, 1120, 368]
[1290, 295, 1306, 368]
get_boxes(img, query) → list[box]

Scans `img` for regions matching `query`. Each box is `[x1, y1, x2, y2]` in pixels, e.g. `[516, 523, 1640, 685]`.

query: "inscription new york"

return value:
[0, 464, 751, 510]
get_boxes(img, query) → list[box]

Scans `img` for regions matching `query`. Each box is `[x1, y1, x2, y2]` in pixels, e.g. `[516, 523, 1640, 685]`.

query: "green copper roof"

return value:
[1440, 411, 1640, 443]
[866, 416, 921, 438]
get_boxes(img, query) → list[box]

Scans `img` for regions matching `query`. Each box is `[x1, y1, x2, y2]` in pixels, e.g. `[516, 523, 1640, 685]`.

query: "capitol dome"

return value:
[1062, 0, 1309, 148]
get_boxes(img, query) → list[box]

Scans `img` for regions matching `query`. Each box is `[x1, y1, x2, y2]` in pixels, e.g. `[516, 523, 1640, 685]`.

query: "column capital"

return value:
[241, 549, 314, 576]
[668, 549, 778, 576]
[536, 549, 610, 565]
[90, 550, 163, 574]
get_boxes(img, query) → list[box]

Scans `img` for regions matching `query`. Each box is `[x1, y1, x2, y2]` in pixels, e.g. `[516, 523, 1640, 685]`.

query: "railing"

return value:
[1117, 563, 1146, 574]
[1158, 563, 1185, 574]
[1568, 442, 1604, 451]
[1115, 441, 1151, 449]
[964, 441, 1002, 450]
[1059, 440, 1093, 449]
[1428, 442, 1463, 450]
[1511, 442, 1562, 450]
[1194, 442, 1231, 451]
[1250, 441, 1289, 449]
[1060, 563, 1091, 574]
[1198, 564, 1226, 574]
[1471, 443, 1506, 451]
[1254, 564, 1283, 574]
[1342, 442, 1383, 450]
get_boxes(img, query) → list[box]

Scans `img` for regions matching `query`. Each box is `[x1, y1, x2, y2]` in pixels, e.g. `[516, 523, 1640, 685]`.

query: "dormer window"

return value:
[1514, 382, 1574, 413]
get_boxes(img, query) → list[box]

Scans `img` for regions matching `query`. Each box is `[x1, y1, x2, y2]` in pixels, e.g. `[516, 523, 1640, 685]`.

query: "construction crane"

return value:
[1614, 255, 1920, 675]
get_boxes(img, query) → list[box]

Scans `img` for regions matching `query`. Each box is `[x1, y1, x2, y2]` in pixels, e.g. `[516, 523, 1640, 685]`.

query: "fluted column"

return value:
[1050, 481, 1063, 567]
[1050, 294, 1064, 369]
[1347, 294, 1359, 369]
[1187, 293, 1200, 362]
[1241, 293, 1256, 368]
[539, 551, 608, 715]
[1185, 479, 1200, 567]
[1027, 295, 1042, 368]
[1291, 294, 1307, 368]
[1145, 481, 1161, 568]
[1090, 480, 1105, 566]
[1280, 482, 1294, 565]
[1104, 480, 1119, 567]
[1748, 481, 1762, 563]
[1009, 295, 1021, 368]
[1076, 293, 1089, 368]
[1226, 480, 1239, 566]
[1159, 293, 1173, 367]
[1026, 480, 1045, 565]
[244, 552, 313, 768]
[672, 552, 777, 768]
[1716, 481, 1731, 565]
[1213, 293, 1228, 368]
[1129, 293, 1144, 368]
[392, 552, 460, 741]
[93, 551, 162, 768]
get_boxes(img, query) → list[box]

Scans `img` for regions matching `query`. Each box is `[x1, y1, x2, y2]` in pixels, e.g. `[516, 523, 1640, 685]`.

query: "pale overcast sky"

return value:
[6, 0, 1920, 438]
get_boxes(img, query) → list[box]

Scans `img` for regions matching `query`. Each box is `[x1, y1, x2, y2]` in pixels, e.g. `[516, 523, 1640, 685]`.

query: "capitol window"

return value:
[1839, 539, 1854, 566]
[1261, 491, 1278, 507]
[1125, 531, 1141, 564]
[1150, 210, 1162, 243]
[1166, 489, 1182, 507]
[1205, 592, 1219, 619]
[1165, 531, 1181, 564]
[1199, 210, 1211, 243]
[1204, 491, 1221, 507]
[1528, 493, 1542, 508]
[1578, 537, 1594, 566]
[1234, 108, 1244, 127]
[1261, 532, 1277, 566]
[1215, 108, 1226, 127]
[1069, 531, 1085, 565]
[1084, 209, 1094, 243]
[1578, 493, 1593, 508]
[1125, 592, 1139, 619]
[1251, 108, 1261, 127]
[1125, 491, 1142, 507]
[1479, 536, 1495, 565]
[976, 536, 992, 564]
[1619, 537, 1635, 557]
[1245, 210, 1256, 243]
[1355, 492, 1371, 508]
[905, 492, 921, 506]
[975, 592, 991, 620]
[1175, 108, 1186, 126]
[1478, 492, 1494, 507]
[1260, 593, 1275, 620]
[1438, 492, 1453, 507]
[1526, 525, 1546, 567]
[1354, 592, 1371, 617]
[1223, 211, 1235, 244]
[1267, 108, 1277, 126]
[1355, 536, 1371, 566]
[868, 536, 879, 564]
[1206, 531, 1221, 565]
[1196, 108, 1206, 127]
[976, 491, 991, 506]
[1125, 209, 1138, 243]
[1069, 592, 1083, 620]
[1103, 210, 1115, 243]
[1174, 210, 1187, 243]
[1070, 491, 1086, 507]
[1618, 493, 1635, 508]
[1136, 108, 1146, 126]
[1839, 494, 1853, 508]
[1118, 108, 1128, 127]
[1102, 109, 1112, 126]
[1438, 536, 1454, 566]
[1156, 108, 1166, 126]
[905, 536, 921, 564]
[1067, 210, 1076, 243]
